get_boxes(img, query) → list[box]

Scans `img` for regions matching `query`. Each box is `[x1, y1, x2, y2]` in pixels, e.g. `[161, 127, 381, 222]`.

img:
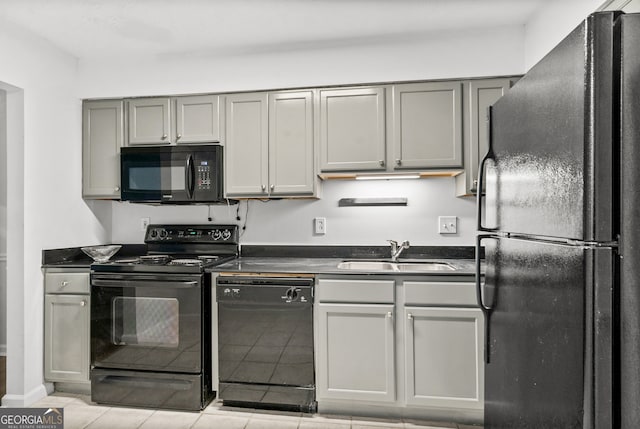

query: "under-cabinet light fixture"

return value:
[355, 174, 421, 181]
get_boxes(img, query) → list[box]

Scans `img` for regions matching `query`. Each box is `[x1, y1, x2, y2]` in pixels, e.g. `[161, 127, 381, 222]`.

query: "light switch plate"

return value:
[438, 216, 457, 234]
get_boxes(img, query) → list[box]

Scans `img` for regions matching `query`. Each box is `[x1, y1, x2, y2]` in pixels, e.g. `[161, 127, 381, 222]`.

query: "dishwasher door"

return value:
[216, 277, 315, 412]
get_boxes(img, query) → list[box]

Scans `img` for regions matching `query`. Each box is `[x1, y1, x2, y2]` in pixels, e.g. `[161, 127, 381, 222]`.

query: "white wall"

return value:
[524, 0, 607, 70]
[0, 18, 112, 406]
[77, 25, 525, 97]
[112, 179, 476, 246]
[0, 90, 6, 354]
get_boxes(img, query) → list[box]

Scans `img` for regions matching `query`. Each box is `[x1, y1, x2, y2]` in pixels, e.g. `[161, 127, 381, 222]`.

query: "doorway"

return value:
[0, 89, 7, 397]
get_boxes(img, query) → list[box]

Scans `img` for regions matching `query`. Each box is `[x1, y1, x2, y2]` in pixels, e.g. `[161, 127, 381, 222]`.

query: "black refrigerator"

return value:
[477, 11, 640, 429]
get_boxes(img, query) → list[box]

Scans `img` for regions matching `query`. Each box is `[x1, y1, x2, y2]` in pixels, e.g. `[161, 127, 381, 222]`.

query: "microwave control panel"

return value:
[197, 163, 211, 190]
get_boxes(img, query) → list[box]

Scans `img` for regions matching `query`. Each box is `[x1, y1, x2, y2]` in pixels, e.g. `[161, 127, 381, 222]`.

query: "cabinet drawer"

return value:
[404, 281, 476, 306]
[317, 279, 394, 303]
[45, 272, 90, 294]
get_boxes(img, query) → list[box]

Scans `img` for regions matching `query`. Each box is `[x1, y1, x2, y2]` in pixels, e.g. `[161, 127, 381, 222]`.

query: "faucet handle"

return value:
[387, 239, 398, 246]
[401, 240, 411, 248]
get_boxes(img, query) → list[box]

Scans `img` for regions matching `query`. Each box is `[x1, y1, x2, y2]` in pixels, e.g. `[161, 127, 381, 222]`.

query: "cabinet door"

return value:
[175, 95, 221, 144]
[225, 93, 269, 196]
[82, 100, 123, 199]
[317, 303, 395, 402]
[269, 91, 314, 195]
[128, 98, 171, 145]
[404, 307, 484, 410]
[468, 79, 511, 192]
[319, 87, 386, 171]
[392, 82, 462, 169]
[44, 294, 90, 382]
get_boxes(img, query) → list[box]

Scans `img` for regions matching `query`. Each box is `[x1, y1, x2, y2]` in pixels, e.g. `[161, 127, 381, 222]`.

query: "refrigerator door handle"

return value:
[477, 106, 497, 233]
[476, 233, 495, 363]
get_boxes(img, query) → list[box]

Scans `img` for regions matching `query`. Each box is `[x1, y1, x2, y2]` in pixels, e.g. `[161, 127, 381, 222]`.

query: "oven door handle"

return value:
[92, 278, 199, 289]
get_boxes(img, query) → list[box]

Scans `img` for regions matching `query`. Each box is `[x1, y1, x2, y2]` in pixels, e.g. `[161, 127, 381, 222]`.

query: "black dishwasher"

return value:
[216, 276, 316, 412]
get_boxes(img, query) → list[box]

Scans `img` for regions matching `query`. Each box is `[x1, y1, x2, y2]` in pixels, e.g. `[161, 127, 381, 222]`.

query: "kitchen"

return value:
[0, 0, 633, 428]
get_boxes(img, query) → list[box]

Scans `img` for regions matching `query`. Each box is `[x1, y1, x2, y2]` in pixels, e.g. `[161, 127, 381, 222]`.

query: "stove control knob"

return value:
[221, 229, 232, 241]
[232, 288, 240, 297]
[212, 230, 222, 240]
[159, 229, 168, 239]
[149, 229, 158, 239]
[223, 288, 231, 297]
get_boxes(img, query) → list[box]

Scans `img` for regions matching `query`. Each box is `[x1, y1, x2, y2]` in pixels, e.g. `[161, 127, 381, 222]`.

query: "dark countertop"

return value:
[42, 244, 146, 268]
[42, 244, 481, 276]
[211, 257, 478, 276]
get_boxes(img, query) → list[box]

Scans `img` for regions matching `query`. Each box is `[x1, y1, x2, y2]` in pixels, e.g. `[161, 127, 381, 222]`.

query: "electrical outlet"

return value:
[438, 216, 457, 234]
[141, 217, 150, 232]
[314, 217, 327, 235]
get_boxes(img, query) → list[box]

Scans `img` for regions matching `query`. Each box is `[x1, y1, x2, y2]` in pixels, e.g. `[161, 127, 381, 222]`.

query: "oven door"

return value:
[91, 273, 205, 373]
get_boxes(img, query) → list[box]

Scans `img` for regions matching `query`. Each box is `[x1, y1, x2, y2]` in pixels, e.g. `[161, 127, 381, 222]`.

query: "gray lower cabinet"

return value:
[317, 303, 395, 402]
[392, 82, 463, 169]
[316, 276, 484, 421]
[44, 269, 90, 383]
[404, 306, 484, 410]
[82, 99, 123, 199]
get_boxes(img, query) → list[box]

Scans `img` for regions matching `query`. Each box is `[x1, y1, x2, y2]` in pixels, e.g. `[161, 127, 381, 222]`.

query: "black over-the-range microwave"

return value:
[120, 144, 224, 204]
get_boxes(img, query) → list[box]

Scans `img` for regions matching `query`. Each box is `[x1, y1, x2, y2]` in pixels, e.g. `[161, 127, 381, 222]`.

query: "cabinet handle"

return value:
[114, 186, 120, 192]
[407, 313, 413, 320]
[61, 281, 69, 287]
[161, 134, 168, 140]
[395, 159, 402, 166]
[270, 184, 274, 191]
[80, 300, 86, 307]
[379, 160, 385, 167]
[261, 185, 266, 192]
[472, 179, 478, 189]
[387, 311, 393, 319]
[177, 134, 182, 140]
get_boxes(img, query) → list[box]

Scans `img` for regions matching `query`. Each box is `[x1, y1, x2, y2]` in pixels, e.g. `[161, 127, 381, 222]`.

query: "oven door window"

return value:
[112, 297, 179, 348]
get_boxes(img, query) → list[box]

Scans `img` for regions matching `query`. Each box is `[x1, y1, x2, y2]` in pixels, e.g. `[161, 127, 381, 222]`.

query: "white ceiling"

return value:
[0, 0, 555, 61]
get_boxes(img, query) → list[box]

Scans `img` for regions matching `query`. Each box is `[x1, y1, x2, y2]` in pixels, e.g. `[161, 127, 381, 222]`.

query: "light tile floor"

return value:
[30, 392, 483, 429]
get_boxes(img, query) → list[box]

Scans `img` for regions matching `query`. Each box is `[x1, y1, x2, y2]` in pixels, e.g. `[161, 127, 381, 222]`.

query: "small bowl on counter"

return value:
[81, 245, 122, 263]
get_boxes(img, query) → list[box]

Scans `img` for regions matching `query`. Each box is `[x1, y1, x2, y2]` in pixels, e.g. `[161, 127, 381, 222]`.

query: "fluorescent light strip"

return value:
[355, 174, 421, 181]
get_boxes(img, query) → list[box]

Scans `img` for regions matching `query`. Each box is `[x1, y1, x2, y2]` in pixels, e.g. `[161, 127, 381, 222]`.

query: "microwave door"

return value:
[162, 151, 192, 202]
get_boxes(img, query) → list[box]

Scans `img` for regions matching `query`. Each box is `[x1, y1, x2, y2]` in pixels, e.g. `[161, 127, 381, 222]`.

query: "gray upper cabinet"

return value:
[128, 95, 221, 145]
[392, 82, 463, 169]
[456, 78, 513, 196]
[175, 95, 221, 144]
[82, 99, 123, 199]
[319, 87, 386, 171]
[225, 92, 269, 196]
[127, 97, 171, 145]
[225, 91, 315, 198]
[269, 91, 315, 196]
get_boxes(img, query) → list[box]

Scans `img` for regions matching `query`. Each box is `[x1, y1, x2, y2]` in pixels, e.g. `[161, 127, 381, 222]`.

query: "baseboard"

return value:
[2, 383, 49, 407]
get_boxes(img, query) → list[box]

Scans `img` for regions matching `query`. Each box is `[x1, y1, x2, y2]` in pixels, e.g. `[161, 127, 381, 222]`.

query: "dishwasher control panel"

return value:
[216, 277, 314, 304]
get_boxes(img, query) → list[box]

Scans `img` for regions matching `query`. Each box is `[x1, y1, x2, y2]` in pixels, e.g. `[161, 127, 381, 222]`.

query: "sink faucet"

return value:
[387, 240, 410, 261]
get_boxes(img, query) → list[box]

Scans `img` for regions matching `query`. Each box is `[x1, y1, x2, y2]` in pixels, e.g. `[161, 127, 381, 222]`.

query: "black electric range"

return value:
[89, 224, 238, 411]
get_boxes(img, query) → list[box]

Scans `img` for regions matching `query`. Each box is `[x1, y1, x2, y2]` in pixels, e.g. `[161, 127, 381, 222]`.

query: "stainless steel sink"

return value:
[394, 262, 455, 272]
[336, 261, 397, 271]
[336, 260, 455, 272]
